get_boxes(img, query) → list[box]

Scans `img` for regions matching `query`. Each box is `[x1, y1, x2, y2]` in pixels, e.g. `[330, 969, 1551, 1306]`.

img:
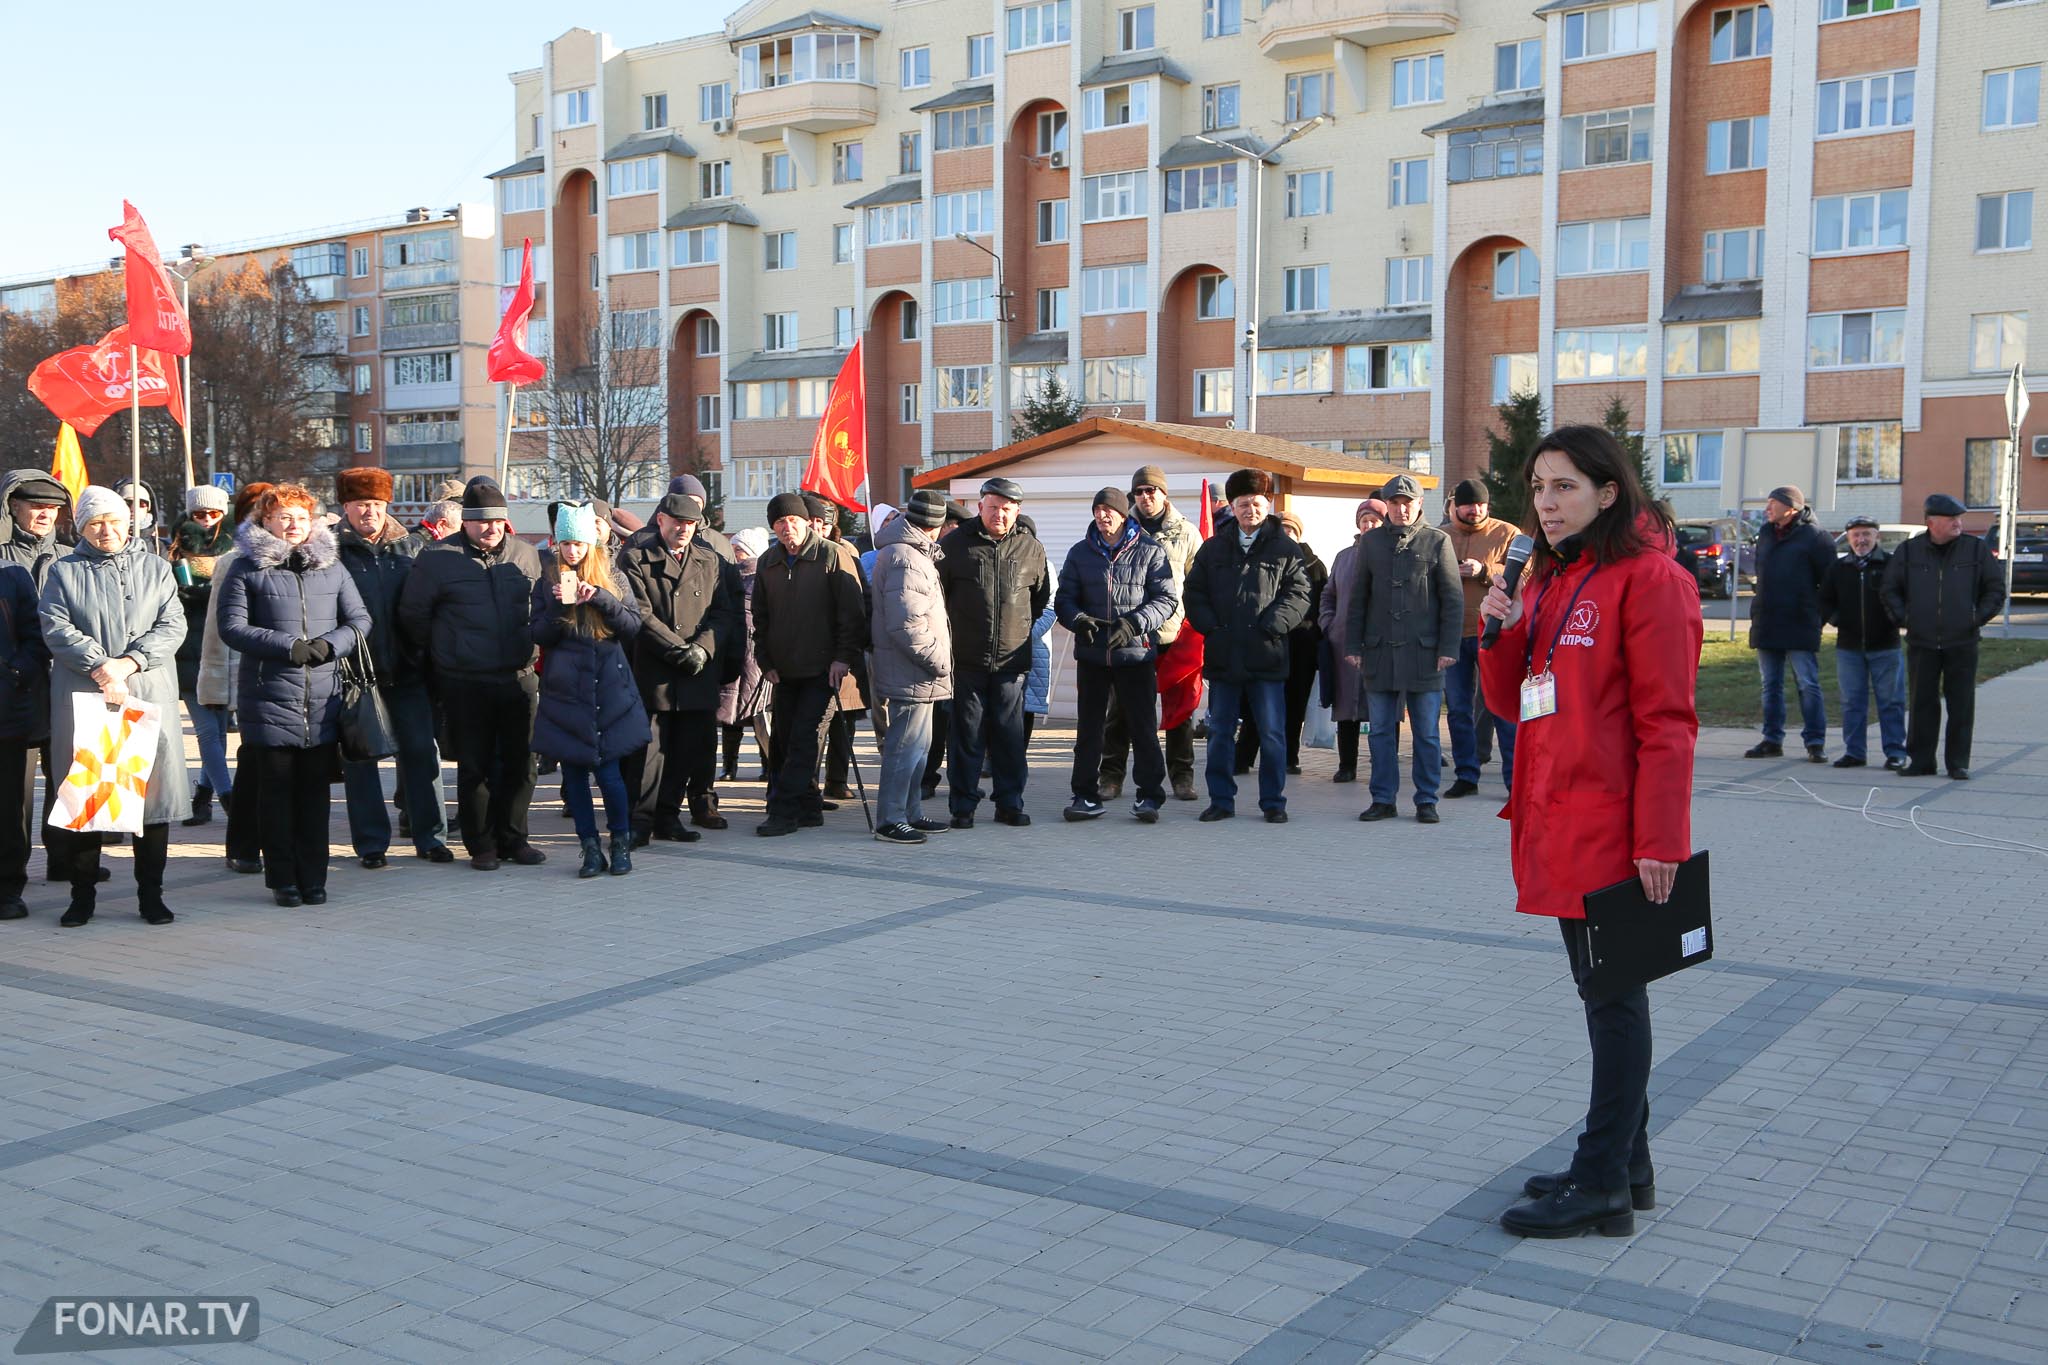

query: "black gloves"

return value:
[1106, 619, 1139, 651]
[676, 643, 710, 675]
[1068, 614, 1105, 642]
[288, 639, 312, 666]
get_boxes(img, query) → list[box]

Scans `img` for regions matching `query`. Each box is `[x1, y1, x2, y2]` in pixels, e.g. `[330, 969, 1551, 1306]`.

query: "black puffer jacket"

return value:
[752, 531, 865, 682]
[937, 517, 1052, 674]
[397, 531, 541, 684]
[0, 562, 48, 742]
[1819, 548, 1899, 653]
[1880, 531, 2006, 650]
[337, 518, 427, 686]
[1053, 523, 1176, 667]
[215, 523, 370, 749]
[1183, 516, 1312, 684]
[618, 534, 742, 712]
[1751, 516, 1834, 652]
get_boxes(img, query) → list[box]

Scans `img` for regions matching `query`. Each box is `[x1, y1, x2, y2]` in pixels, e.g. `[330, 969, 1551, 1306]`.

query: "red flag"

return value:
[27, 326, 185, 437]
[1158, 477, 1211, 729]
[107, 202, 192, 357]
[488, 239, 547, 384]
[1195, 479, 1213, 541]
[801, 338, 868, 513]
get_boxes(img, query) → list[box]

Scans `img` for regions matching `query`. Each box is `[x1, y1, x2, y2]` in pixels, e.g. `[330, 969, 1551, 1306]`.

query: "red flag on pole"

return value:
[1157, 477, 1211, 730]
[488, 239, 547, 384]
[27, 326, 185, 437]
[800, 338, 868, 513]
[107, 202, 192, 357]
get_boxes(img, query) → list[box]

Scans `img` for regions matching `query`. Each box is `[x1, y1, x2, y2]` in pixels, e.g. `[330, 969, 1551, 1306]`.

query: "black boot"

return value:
[139, 891, 174, 926]
[608, 834, 632, 876]
[576, 837, 606, 878]
[1524, 1167, 1655, 1211]
[60, 893, 94, 928]
[1500, 1180, 1636, 1238]
[182, 785, 213, 827]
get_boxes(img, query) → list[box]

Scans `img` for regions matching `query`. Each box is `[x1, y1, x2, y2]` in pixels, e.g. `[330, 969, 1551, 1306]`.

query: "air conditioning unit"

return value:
[2032, 434, 2048, 459]
[1048, 150, 1068, 169]
[711, 117, 732, 135]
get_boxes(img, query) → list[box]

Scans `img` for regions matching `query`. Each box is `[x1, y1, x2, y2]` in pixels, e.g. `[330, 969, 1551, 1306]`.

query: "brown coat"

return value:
[1442, 514, 1519, 640]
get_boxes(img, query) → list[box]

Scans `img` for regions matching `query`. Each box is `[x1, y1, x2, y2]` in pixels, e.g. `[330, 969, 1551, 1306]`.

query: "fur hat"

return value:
[233, 481, 274, 525]
[1223, 468, 1272, 503]
[767, 491, 810, 524]
[336, 466, 393, 504]
[185, 485, 231, 515]
[553, 501, 598, 544]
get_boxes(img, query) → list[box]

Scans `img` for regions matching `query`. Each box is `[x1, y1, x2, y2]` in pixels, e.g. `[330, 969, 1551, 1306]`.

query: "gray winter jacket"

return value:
[216, 523, 370, 749]
[1345, 520, 1463, 697]
[867, 514, 953, 703]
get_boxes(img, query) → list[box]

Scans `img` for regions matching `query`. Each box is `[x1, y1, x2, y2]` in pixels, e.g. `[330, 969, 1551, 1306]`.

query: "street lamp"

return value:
[166, 245, 213, 492]
[954, 232, 1011, 441]
[1196, 115, 1327, 433]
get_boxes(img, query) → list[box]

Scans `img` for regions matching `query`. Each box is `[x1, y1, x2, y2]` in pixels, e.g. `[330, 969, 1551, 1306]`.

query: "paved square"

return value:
[2, 664, 2044, 1363]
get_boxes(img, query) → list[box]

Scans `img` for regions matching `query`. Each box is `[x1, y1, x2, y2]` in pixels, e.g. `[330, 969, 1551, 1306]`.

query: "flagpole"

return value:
[128, 345, 144, 537]
[498, 383, 518, 486]
[178, 274, 194, 493]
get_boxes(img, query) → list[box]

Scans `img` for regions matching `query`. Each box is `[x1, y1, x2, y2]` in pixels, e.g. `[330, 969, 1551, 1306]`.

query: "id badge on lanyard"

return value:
[1520, 565, 1597, 724]
[1520, 672, 1557, 722]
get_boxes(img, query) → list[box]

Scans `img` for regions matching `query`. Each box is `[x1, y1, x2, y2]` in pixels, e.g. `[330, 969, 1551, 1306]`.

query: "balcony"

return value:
[300, 331, 346, 357]
[385, 441, 462, 470]
[382, 261, 459, 291]
[296, 391, 350, 420]
[1256, 0, 1459, 59]
[381, 321, 461, 350]
[733, 79, 877, 141]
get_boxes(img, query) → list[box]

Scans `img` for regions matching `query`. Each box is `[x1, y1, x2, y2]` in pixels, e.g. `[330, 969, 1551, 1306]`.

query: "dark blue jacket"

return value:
[216, 523, 371, 749]
[1751, 517, 1834, 652]
[336, 520, 427, 686]
[0, 561, 48, 742]
[528, 572, 651, 767]
[1053, 523, 1176, 666]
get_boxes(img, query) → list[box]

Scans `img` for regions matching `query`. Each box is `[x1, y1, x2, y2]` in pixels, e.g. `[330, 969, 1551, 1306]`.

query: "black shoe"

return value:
[757, 817, 799, 837]
[1064, 798, 1106, 822]
[1133, 799, 1161, 824]
[1171, 777, 1198, 802]
[1415, 805, 1441, 824]
[1524, 1169, 1655, 1211]
[819, 800, 840, 812]
[1744, 741, 1783, 758]
[182, 785, 213, 827]
[1263, 809, 1288, 824]
[470, 853, 500, 871]
[360, 853, 388, 870]
[225, 857, 262, 875]
[994, 809, 1031, 827]
[559, 804, 575, 820]
[578, 837, 606, 879]
[274, 887, 303, 908]
[910, 818, 950, 833]
[0, 897, 25, 921]
[1444, 779, 1480, 799]
[654, 822, 703, 843]
[1806, 744, 1827, 763]
[1883, 756, 1910, 773]
[421, 845, 455, 864]
[503, 844, 547, 865]
[1898, 764, 1938, 777]
[630, 828, 652, 848]
[60, 902, 93, 928]
[1331, 767, 1356, 784]
[949, 814, 975, 830]
[1285, 763, 1303, 775]
[1358, 803, 1398, 822]
[874, 822, 926, 845]
[1501, 1180, 1636, 1238]
[1948, 767, 1970, 781]
[608, 834, 632, 875]
[1198, 805, 1233, 823]
[797, 811, 825, 828]
[302, 889, 327, 906]
[1097, 781, 1124, 801]
[139, 897, 174, 925]
[1832, 756, 1867, 769]
[920, 783, 940, 802]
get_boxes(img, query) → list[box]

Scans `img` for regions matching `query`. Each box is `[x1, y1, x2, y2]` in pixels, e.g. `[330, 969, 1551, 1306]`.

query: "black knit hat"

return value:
[1451, 478, 1487, 506]
[905, 489, 947, 528]
[1092, 486, 1130, 517]
[767, 491, 810, 523]
[462, 480, 510, 520]
[802, 491, 837, 522]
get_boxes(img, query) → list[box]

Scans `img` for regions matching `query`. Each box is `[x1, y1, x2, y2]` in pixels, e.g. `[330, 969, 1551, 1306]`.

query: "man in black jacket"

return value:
[1183, 468, 1312, 824]
[1819, 515, 1907, 772]
[1747, 485, 1834, 762]
[936, 477, 1051, 828]
[397, 478, 544, 869]
[1881, 493, 2006, 779]
[619, 491, 741, 844]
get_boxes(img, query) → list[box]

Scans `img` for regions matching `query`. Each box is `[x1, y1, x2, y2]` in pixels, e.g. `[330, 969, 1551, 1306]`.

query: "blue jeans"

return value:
[340, 680, 447, 855]
[185, 701, 232, 796]
[1836, 646, 1907, 763]
[1204, 679, 1287, 813]
[561, 758, 630, 839]
[877, 699, 933, 828]
[1367, 689, 1445, 808]
[1757, 649, 1825, 747]
[1444, 635, 1517, 788]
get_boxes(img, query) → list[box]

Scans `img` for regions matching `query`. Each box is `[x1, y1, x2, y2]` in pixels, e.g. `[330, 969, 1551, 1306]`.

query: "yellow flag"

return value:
[52, 423, 88, 503]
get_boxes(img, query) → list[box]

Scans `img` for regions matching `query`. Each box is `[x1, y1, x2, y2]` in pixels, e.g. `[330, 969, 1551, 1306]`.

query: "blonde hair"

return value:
[546, 540, 623, 639]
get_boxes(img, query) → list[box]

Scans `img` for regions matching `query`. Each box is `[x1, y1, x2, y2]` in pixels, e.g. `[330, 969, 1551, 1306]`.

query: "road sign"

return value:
[2007, 362, 2031, 431]
[211, 472, 235, 493]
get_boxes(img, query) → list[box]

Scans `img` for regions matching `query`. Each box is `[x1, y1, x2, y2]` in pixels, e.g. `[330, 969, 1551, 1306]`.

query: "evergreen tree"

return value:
[1010, 372, 1082, 442]
[1481, 389, 1545, 525]
[1601, 394, 1657, 498]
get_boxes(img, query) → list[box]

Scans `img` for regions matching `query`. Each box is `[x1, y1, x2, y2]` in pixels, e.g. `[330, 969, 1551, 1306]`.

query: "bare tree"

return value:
[518, 301, 668, 503]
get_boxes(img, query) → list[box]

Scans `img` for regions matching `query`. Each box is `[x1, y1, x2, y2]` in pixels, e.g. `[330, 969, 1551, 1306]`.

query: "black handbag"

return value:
[336, 628, 398, 762]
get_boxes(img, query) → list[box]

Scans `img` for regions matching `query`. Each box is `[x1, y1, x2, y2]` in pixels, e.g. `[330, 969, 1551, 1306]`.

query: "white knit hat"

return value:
[74, 485, 128, 528]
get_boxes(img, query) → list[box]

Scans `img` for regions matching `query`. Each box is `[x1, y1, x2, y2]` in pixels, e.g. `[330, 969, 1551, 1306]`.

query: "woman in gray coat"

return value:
[38, 486, 191, 927]
[1318, 498, 1386, 783]
[867, 493, 952, 844]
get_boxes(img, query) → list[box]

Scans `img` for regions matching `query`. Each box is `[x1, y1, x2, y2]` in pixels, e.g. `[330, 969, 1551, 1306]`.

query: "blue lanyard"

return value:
[1525, 564, 1599, 679]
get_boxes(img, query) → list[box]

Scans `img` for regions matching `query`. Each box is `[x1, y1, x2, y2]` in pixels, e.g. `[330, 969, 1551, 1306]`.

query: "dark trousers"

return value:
[824, 713, 854, 788]
[766, 676, 834, 821]
[0, 738, 40, 900]
[1101, 689, 1194, 789]
[628, 709, 717, 833]
[1561, 918, 1653, 1192]
[46, 818, 167, 907]
[1336, 719, 1361, 772]
[442, 672, 539, 856]
[226, 737, 265, 864]
[1073, 660, 1165, 803]
[1906, 641, 1977, 771]
[924, 701, 950, 788]
[341, 680, 446, 856]
[949, 669, 1028, 816]
[249, 741, 337, 891]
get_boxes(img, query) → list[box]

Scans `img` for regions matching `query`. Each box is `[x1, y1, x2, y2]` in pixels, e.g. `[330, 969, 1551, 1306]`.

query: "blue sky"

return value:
[0, 1, 735, 279]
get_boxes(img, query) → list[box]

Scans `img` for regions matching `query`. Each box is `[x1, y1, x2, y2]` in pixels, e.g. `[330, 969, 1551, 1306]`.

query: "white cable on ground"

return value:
[1696, 774, 2048, 861]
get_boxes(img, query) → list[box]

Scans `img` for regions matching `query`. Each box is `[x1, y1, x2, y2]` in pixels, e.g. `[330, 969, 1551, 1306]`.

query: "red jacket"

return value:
[1479, 532, 1702, 919]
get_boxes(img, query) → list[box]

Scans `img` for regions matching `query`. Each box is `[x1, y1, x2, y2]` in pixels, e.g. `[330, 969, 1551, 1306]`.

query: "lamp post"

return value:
[1196, 116, 1326, 433]
[954, 232, 1011, 442]
[166, 247, 212, 493]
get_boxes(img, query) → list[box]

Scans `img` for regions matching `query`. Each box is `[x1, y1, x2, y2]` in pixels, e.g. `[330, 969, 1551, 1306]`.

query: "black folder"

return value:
[1580, 851, 1712, 996]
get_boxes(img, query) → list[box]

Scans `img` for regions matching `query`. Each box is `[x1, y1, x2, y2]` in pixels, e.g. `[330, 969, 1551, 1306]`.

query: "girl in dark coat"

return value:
[215, 484, 370, 907]
[530, 503, 647, 878]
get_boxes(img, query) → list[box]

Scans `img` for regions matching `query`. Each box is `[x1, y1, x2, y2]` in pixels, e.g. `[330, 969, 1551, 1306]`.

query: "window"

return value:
[834, 307, 856, 348]
[734, 456, 803, 496]
[901, 300, 919, 339]
[1703, 227, 1763, 282]
[700, 160, 732, 198]
[1391, 55, 1445, 108]
[531, 112, 543, 150]
[590, 254, 599, 288]
[588, 180, 599, 214]
[1707, 116, 1769, 172]
[1082, 172, 1146, 221]
[934, 189, 997, 236]
[1007, 1, 1071, 51]
[1389, 158, 1429, 207]
[1821, 0, 1916, 20]
[608, 157, 658, 196]
[643, 93, 668, 130]
[1285, 72, 1334, 122]
[900, 131, 923, 173]
[1557, 217, 1652, 274]
[1972, 312, 2028, 372]
[1037, 287, 1069, 331]
[1344, 342, 1432, 392]
[392, 352, 454, 386]
[1494, 247, 1539, 297]
[1081, 264, 1146, 314]
[1812, 189, 1908, 253]
[1204, 0, 1242, 38]
[697, 316, 721, 355]
[607, 231, 658, 272]
[901, 46, 930, 89]
[1984, 66, 2042, 131]
[383, 293, 457, 331]
[1449, 123, 1543, 182]
[937, 366, 992, 408]
[1554, 328, 1650, 380]
[1165, 163, 1238, 212]
[833, 224, 854, 265]
[557, 89, 592, 126]
[1962, 439, 2006, 509]
[866, 202, 922, 246]
[764, 312, 798, 351]
[1119, 6, 1153, 51]
[1386, 255, 1433, 307]
[1195, 369, 1234, 415]
[1978, 191, 2034, 252]
[701, 83, 731, 123]
[1081, 357, 1146, 404]
[1256, 348, 1333, 394]
[355, 423, 373, 454]
[968, 33, 995, 78]
[1563, 106, 1653, 169]
[900, 384, 921, 423]
[1710, 5, 1772, 61]
[1496, 38, 1543, 92]
[1816, 71, 1914, 136]
[1196, 273, 1234, 320]
[1663, 432, 1724, 486]
[733, 384, 792, 422]
[764, 231, 796, 271]
[498, 246, 547, 283]
[1492, 353, 1538, 403]
[1836, 422, 1901, 483]
[350, 246, 370, 277]
[1562, 2, 1659, 61]
[1037, 199, 1068, 244]
[1285, 170, 1333, 217]
[933, 277, 997, 324]
[763, 152, 795, 193]
[796, 379, 833, 421]
[353, 363, 372, 394]
[500, 176, 547, 222]
[1203, 84, 1240, 131]
[1011, 365, 1067, 406]
[1807, 310, 1907, 368]
[667, 227, 717, 267]
[352, 305, 370, 337]
[1083, 82, 1148, 130]
[934, 104, 995, 150]
[1665, 320, 1761, 374]
[737, 31, 871, 91]
[1283, 265, 1329, 312]
[697, 394, 722, 432]
[832, 141, 864, 183]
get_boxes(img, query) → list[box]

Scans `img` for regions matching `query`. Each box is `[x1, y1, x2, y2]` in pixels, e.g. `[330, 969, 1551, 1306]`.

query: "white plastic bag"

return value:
[1302, 701, 1336, 750]
[55, 694, 160, 835]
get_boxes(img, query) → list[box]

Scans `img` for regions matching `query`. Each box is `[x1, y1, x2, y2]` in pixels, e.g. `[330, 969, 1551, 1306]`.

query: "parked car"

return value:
[1674, 518, 1751, 597]
[1830, 524, 1919, 558]
[1986, 514, 2048, 597]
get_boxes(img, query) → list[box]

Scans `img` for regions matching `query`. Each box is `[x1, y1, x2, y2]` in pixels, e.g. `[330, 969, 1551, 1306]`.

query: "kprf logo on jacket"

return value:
[1560, 600, 1600, 648]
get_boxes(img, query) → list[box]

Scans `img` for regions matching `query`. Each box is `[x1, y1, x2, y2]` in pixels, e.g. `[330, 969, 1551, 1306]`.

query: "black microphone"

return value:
[1480, 534, 1536, 651]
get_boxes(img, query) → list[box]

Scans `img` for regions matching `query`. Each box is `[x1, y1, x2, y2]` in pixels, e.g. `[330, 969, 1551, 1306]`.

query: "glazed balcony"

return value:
[1257, 0, 1459, 60]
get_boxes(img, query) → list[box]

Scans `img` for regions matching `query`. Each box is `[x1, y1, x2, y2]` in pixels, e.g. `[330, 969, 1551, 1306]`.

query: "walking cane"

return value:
[826, 691, 874, 832]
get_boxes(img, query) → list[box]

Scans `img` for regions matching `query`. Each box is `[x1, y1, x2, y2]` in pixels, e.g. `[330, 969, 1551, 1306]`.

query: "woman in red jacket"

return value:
[1478, 425, 1702, 1239]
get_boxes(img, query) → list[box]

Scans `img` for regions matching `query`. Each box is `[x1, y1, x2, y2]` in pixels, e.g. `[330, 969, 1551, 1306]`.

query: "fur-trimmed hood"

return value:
[236, 519, 340, 571]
